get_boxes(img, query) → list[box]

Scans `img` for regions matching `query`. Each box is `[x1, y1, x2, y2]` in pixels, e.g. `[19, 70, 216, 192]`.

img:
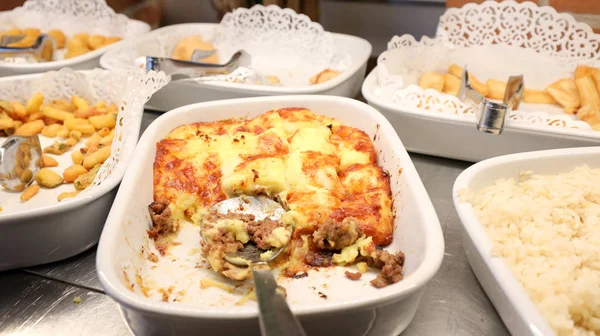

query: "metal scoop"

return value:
[0, 135, 43, 191]
[0, 34, 54, 62]
[142, 50, 251, 80]
[459, 67, 524, 135]
[200, 196, 306, 336]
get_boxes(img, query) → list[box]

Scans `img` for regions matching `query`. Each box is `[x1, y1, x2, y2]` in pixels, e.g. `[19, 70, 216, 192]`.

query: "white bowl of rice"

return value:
[453, 147, 600, 336]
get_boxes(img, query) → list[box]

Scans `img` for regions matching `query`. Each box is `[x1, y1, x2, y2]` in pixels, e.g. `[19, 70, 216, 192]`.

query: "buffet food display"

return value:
[100, 5, 371, 111]
[363, 1, 600, 162]
[3, 1, 600, 336]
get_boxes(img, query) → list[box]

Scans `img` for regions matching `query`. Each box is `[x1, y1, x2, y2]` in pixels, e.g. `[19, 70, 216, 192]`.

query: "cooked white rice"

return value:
[464, 165, 600, 336]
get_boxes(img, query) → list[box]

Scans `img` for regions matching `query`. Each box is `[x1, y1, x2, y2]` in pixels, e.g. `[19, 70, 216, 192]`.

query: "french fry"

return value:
[50, 99, 73, 112]
[82, 145, 110, 170]
[486, 80, 507, 100]
[42, 124, 62, 137]
[448, 64, 488, 96]
[418, 72, 445, 91]
[87, 35, 106, 50]
[15, 120, 44, 136]
[26, 112, 43, 122]
[63, 164, 88, 183]
[58, 191, 80, 201]
[72, 123, 95, 135]
[41, 105, 72, 121]
[10, 101, 27, 120]
[71, 150, 84, 165]
[575, 75, 600, 108]
[591, 71, 600, 96]
[25, 92, 44, 114]
[42, 155, 59, 167]
[71, 96, 89, 113]
[57, 125, 70, 138]
[443, 74, 461, 96]
[546, 78, 581, 114]
[64, 117, 88, 130]
[20, 184, 40, 202]
[524, 89, 558, 105]
[309, 69, 340, 85]
[89, 114, 116, 129]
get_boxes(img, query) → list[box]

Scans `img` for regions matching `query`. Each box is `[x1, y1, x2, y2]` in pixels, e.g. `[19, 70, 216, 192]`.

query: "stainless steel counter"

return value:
[0, 110, 510, 336]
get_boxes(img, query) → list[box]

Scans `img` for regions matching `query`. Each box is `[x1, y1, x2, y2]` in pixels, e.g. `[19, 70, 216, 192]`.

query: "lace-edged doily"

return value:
[102, 5, 351, 86]
[0, 68, 170, 194]
[0, 0, 146, 38]
[375, 1, 600, 131]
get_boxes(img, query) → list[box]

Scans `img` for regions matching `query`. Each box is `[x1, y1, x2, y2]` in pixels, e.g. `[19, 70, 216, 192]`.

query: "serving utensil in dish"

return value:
[0, 34, 54, 63]
[140, 50, 251, 80]
[96, 95, 444, 336]
[0, 135, 43, 191]
[200, 196, 307, 336]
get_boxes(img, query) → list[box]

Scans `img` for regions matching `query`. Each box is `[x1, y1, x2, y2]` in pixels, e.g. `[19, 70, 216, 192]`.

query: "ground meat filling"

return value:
[247, 218, 283, 250]
[200, 210, 289, 281]
[312, 217, 360, 250]
[360, 249, 405, 288]
[345, 271, 362, 280]
[304, 250, 334, 267]
[147, 199, 173, 239]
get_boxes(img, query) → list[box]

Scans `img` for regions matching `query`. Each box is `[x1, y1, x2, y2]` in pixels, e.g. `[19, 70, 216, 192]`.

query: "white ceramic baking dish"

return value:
[0, 68, 167, 271]
[363, 69, 600, 162]
[453, 146, 600, 336]
[96, 95, 444, 336]
[100, 23, 371, 112]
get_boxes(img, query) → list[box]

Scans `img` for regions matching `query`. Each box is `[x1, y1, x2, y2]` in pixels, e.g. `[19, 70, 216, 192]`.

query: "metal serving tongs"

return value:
[0, 34, 54, 62]
[458, 67, 524, 135]
[141, 50, 251, 80]
[0, 135, 43, 191]
[199, 196, 307, 336]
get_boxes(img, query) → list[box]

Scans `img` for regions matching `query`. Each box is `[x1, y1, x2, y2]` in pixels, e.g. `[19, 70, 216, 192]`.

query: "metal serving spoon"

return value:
[140, 50, 251, 80]
[200, 196, 307, 336]
[0, 34, 54, 62]
[0, 135, 43, 191]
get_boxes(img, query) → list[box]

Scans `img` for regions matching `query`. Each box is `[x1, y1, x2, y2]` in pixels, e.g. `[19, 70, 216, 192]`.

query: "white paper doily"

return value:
[375, 0, 600, 131]
[0, 68, 170, 195]
[102, 5, 351, 87]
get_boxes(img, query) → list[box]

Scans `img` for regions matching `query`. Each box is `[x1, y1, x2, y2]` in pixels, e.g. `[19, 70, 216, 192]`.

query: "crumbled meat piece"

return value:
[304, 250, 333, 267]
[361, 249, 405, 288]
[345, 271, 362, 280]
[247, 218, 282, 250]
[147, 199, 173, 239]
[313, 217, 361, 250]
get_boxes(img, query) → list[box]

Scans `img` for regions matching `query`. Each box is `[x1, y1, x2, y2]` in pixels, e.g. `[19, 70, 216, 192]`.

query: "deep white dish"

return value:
[0, 0, 150, 77]
[100, 9, 371, 112]
[453, 146, 600, 336]
[363, 1, 600, 162]
[0, 68, 168, 271]
[96, 95, 444, 336]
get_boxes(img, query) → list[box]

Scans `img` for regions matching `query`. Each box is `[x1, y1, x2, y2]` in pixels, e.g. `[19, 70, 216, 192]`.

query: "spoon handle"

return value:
[252, 267, 307, 336]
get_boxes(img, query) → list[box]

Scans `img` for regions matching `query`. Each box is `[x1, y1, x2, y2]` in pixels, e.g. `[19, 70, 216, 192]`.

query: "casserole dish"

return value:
[97, 95, 444, 336]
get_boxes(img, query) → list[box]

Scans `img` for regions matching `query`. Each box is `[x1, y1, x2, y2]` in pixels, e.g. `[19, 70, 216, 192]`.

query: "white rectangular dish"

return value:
[96, 95, 444, 336]
[100, 19, 371, 112]
[0, 0, 150, 77]
[362, 1, 600, 162]
[452, 146, 600, 336]
[0, 68, 168, 271]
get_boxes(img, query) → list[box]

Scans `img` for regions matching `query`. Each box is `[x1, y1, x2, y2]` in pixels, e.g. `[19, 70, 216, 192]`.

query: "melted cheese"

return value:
[153, 108, 394, 253]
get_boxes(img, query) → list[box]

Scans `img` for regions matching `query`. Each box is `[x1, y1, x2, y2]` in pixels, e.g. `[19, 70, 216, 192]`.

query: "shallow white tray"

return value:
[453, 146, 600, 336]
[96, 95, 444, 336]
[363, 1, 600, 162]
[0, 68, 168, 271]
[0, 0, 150, 77]
[100, 22, 371, 112]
